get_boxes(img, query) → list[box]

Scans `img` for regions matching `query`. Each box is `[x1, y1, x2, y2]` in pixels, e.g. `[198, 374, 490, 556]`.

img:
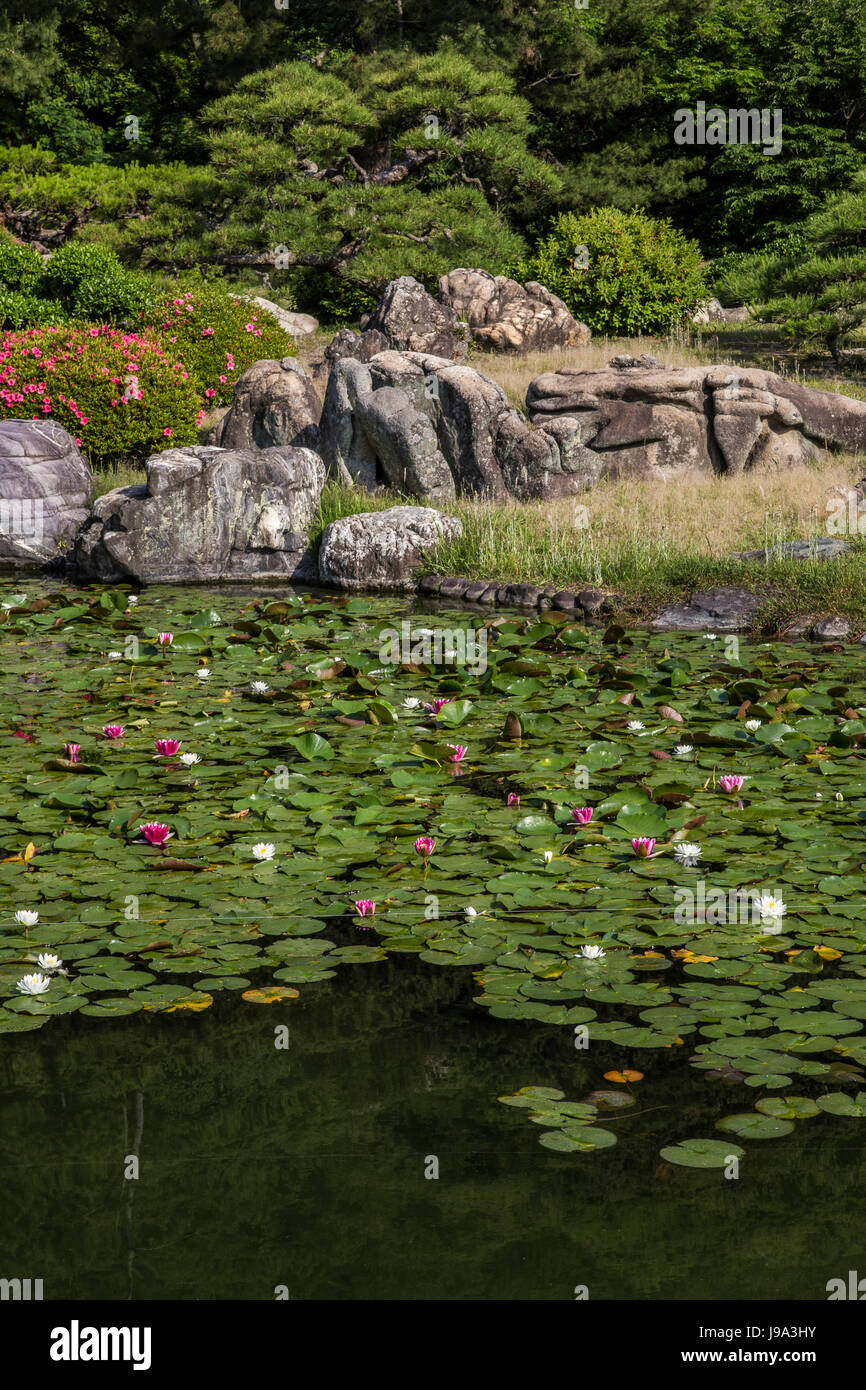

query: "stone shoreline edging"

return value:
[414, 573, 864, 643]
[417, 573, 617, 615]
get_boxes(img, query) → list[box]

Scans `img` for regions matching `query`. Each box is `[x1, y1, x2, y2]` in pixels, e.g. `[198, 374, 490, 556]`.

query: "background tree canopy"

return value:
[2, 0, 866, 329]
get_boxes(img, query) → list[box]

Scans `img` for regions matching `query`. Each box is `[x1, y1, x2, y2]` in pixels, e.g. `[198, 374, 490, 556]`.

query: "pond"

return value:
[0, 579, 865, 1300]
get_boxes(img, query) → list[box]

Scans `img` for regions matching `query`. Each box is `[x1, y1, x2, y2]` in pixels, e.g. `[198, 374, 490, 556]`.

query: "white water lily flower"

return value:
[179, 752, 200, 766]
[14, 910, 38, 927]
[815, 792, 823, 799]
[543, 850, 553, 864]
[17, 973, 50, 995]
[673, 744, 694, 757]
[744, 718, 762, 731]
[836, 793, 844, 802]
[626, 720, 645, 732]
[108, 650, 123, 661]
[704, 633, 718, 640]
[250, 680, 270, 694]
[579, 944, 606, 960]
[757, 893, 787, 920]
[127, 595, 138, 605]
[252, 843, 276, 862]
[196, 668, 211, 681]
[674, 842, 703, 866]
[464, 906, 478, 918]
[37, 953, 63, 972]
[402, 697, 421, 709]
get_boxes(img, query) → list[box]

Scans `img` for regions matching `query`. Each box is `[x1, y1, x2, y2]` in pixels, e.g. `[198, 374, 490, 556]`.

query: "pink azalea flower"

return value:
[719, 774, 745, 792]
[447, 744, 467, 762]
[354, 899, 376, 917]
[64, 742, 80, 763]
[631, 837, 656, 858]
[571, 806, 593, 825]
[507, 792, 520, 808]
[157, 632, 173, 646]
[102, 725, 124, 739]
[154, 739, 181, 757]
[415, 836, 435, 858]
[139, 822, 173, 846]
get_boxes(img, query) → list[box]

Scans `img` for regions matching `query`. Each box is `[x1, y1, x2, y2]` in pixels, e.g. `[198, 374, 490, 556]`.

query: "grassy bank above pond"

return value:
[315, 472, 866, 632]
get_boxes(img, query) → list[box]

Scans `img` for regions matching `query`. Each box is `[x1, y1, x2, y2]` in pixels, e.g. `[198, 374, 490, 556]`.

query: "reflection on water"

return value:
[0, 956, 860, 1300]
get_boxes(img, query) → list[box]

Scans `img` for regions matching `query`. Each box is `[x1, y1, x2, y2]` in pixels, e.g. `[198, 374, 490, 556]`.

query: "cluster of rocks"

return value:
[313, 270, 591, 372]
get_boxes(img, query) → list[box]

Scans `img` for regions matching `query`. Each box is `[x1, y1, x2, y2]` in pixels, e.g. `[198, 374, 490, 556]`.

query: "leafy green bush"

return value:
[0, 325, 201, 465]
[36, 243, 156, 324]
[0, 242, 157, 329]
[520, 207, 708, 335]
[140, 284, 293, 406]
[0, 240, 44, 294]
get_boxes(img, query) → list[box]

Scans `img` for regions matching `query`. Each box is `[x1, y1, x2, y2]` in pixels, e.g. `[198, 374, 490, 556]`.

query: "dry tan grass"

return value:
[524, 458, 864, 558]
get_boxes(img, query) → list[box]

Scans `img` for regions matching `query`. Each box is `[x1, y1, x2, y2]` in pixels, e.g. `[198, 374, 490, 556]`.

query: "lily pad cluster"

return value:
[2, 582, 866, 1156]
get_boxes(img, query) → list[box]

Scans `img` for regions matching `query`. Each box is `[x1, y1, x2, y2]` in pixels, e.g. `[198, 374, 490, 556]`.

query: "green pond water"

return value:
[0, 579, 865, 1299]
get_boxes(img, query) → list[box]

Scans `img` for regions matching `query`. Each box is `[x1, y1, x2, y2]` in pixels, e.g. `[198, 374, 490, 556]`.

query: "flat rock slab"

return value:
[731, 537, 851, 562]
[652, 586, 763, 632]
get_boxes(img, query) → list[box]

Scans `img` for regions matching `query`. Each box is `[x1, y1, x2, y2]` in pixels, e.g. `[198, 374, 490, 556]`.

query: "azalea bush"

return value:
[139, 284, 292, 407]
[519, 207, 708, 336]
[0, 325, 201, 464]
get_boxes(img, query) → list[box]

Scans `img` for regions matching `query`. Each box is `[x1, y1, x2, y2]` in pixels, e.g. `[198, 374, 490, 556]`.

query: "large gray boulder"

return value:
[360, 276, 466, 358]
[319, 349, 595, 502]
[0, 418, 93, 565]
[211, 357, 321, 451]
[74, 444, 323, 584]
[527, 362, 866, 479]
[439, 268, 591, 353]
[318, 505, 462, 591]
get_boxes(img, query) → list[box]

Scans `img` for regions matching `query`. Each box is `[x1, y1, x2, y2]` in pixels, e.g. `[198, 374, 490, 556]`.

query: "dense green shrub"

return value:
[712, 175, 866, 361]
[520, 208, 708, 336]
[0, 242, 157, 329]
[0, 325, 201, 465]
[140, 285, 292, 406]
[38, 243, 156, 323]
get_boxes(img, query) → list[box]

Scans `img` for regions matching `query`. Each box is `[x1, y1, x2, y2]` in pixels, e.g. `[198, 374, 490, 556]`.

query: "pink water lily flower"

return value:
[354, 900, 376, 917]
[571, 806, 593, 825]
[154, 738, 182, 757]
[139, 822, 173, 846]
[507, 793, 520, 808]
[102, 724, 124, 740]
[157, 632, 173, 646]
[447, 744, 467, 763]
[425, 697, 454, 715]
[64, 743, 81, 763]
[631, 837, 656, 858]
[719, 774, 745, 792]
[415, 836, 436, 858]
